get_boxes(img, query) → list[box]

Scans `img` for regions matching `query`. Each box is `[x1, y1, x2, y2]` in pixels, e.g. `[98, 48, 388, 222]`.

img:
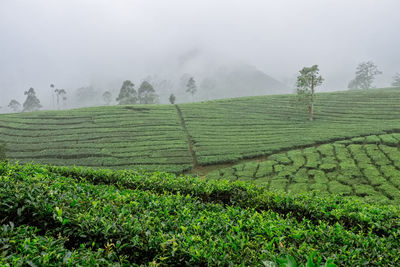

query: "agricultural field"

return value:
[1, 88, 400, 176]
[206, 133, 400, 204]
[1, 161, 400, 266]
[0, 105, 192, 173]
[1, 88, 400, 265]
[180, 88, 400, 165]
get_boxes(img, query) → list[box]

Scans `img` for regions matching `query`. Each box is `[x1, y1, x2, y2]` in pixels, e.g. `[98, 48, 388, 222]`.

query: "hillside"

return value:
[1, 88, 400, 173]
[1, 161, 399, 265]
[0, 105, 192, 173]
[2, 88, 400, 265]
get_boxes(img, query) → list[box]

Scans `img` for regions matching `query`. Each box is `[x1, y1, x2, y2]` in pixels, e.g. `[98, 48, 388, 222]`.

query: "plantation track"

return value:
[175, 104, 199, 168]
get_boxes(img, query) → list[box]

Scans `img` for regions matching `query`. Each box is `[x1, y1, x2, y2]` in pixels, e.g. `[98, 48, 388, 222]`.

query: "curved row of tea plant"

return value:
[180, 88, 400, 165]
[42, 163, 400, 238]
[0, 105, 192, 173]
[206, 133, 400, 205]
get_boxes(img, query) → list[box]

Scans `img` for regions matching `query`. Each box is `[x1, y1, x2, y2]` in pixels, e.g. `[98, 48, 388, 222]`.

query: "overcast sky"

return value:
[1, 0, 399, 106]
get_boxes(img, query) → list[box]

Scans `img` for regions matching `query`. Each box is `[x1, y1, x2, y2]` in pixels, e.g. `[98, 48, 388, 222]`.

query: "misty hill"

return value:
[197, 64, 290, 100]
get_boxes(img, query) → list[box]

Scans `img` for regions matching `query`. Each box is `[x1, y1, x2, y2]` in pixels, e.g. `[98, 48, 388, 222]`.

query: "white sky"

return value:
[1, 0, 399, 106]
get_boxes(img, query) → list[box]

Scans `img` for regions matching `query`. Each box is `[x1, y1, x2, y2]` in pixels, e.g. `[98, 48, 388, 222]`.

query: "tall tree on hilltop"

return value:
[8, 100, 21, 112]
[296, 65, 323, 121]
[116, 80, 138, 105]
[348, 61, 382, 90]
[169, 94, 176, 104]
[392, 73, 400, 87]
[23, 88, 42, 112]
[186, 77, 197, 101]
[138, 81, 159, 104]
[103, 91, 112, 105]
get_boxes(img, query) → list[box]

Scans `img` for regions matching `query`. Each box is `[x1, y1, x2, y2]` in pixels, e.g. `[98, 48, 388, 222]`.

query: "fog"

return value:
[1, 0, 399, 109]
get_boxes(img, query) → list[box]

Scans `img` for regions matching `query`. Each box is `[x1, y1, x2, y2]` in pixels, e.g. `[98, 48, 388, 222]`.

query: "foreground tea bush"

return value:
[0, 223, 123, 266]
[1, 162, 400, 265]
[46, 164, 400, 238]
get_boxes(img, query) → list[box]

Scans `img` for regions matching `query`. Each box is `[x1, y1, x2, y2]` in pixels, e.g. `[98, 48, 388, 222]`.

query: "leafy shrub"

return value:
[1, 162, 400, 265]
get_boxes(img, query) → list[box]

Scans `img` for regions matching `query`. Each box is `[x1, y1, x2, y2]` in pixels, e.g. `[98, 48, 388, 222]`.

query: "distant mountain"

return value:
[198, 64, 290, 100]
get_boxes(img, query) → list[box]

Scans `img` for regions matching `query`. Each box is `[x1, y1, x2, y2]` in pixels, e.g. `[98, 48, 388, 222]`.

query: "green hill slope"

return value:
[1, 87, 400, 175]
[180, 88, 400, 165]
[1, 162, 399, 266]
[0, 105, 192, 173]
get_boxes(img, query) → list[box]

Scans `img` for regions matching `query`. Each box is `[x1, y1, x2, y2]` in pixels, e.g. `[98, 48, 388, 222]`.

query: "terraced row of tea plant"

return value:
[1, 161, 399, 265]
[206, 133, 400, 204]
[0, 105, 192, 173]
[180, 88, 400, 165]
[1, 88, 400, 174]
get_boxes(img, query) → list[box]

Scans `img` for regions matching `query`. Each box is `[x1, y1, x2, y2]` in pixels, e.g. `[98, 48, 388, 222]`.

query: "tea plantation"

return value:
[0, 105, 192, 173]
[1, 88, 400, 174]
[180, 88, 400, 165]
[206, 133, 400, 205]
[1, 88, 400, 265]
[1, 161, 400, 265]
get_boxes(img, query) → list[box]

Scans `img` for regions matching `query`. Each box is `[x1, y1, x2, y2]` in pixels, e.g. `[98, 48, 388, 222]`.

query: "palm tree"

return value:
[55, 89, 67, 109]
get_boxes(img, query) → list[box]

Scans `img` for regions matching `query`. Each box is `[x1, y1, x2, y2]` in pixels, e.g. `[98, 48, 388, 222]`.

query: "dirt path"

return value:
[175, 105, 199, 168]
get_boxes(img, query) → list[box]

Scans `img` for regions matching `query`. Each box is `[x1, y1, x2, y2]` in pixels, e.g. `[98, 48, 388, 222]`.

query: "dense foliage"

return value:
[0, 162, 399, 265]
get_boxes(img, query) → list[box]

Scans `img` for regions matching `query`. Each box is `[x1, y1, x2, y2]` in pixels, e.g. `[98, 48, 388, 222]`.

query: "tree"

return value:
[169, 94, 176, 104]
[116, 80, 138, 105]
[103, 91, 112, 105]
[55, 89, 67, 109]
[8, 100, 21, 112]
[296, 65, 323, 121]
[392, 73, 400, 87]
[23, 88, 42, 112]
[348, 61, 382, 90]
[50, 84, 55, 109]
[138, 81, 159, 104]
[186, 77, 197, 100]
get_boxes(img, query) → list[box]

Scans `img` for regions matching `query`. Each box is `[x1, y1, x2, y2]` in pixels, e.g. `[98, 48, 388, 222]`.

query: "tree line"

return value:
[4, 76, 199, 113]
[295, 61, 400, 121]
[2, 63, 399, 116]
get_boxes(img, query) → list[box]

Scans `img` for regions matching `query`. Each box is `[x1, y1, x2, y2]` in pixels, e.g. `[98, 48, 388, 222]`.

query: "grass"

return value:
[1, 161, 399, 266]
